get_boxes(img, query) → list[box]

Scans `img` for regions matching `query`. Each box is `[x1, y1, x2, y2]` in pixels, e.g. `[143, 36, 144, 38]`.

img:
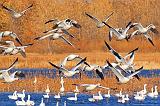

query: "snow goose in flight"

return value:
[82, 64, 104, 80]
[49, 57, 88, 77]
[128, 23, 158, 46]
[2, 3, 33, 19]
[72, 83, 110, 92]
[85, 12, 114, 28]
[45, 18, 81, 30]
[104, 41, 138, 65]
[60, 54, 90, 67]
[0, 58, 19, 83]
[34, 29, 77, 49]
[103, 21, 133, 41]
[106, 60, 143, 84]
[0, 41, 33, 58]
[0, 31, 22, 45]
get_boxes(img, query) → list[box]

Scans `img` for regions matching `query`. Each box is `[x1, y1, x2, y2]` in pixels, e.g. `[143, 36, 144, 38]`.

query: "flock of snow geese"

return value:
[0, 2, 159, 106]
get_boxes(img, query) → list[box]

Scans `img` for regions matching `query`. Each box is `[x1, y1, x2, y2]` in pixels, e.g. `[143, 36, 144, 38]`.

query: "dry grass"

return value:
[0, 52, 159, 69]
[0, 76, 160, 95]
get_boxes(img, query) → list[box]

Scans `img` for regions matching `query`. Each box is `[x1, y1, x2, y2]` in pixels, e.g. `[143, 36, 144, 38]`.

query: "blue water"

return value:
[1, 92, 160, 106]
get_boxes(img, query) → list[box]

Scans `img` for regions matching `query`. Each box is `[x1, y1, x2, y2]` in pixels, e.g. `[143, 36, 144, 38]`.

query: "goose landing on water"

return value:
[107, 61, 143, 84]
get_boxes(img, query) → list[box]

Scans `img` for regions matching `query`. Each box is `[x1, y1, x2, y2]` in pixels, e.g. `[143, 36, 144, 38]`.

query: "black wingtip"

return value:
[106, 60, 112, 67]
[102, 22, 111, 28]
[148, 38, 155, 46]
[104, 41, 111, 50]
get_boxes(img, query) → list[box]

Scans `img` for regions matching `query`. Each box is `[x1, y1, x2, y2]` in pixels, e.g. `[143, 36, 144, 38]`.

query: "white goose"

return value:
[15, 96, 26, 106]
[67, 93, 78, 101]
[129, 23, 159, 46]
[26, 95, 35, 106]
[45, 84, 50, 94]
[17, 90, 25, 98]
[0, 31, 22, 45]
[104, 41, 138, 66]
[103, 21, 133, 41]
[54, 92, 61, 99]
[147, 87, 155, 98]
[39, 98, 45, 106]
[85, 12, 114, 28]
[8, 91, 18, 100]
[139, 84, 147, 95]
[107, 60, 143, 84]
[73, 83, 109, 92]
[49, 57, 88, 77]
[0, 58, 19, 83]
[118, 95, 125, 103]
[34, 29, 75, 48]
[134, 92, 145, 101]
[124, 94, 129, 101]
[93, 91, 103, 101]
[154, 86, 158, 97]
[82, 64, 104, 80]
[2, 3, 33, 18]
[45, 18, 81, 30]
[74, 86, 80, 93]
[60, 77, 65, 93]
[104, 90, 110, 98]
[60, 54, 89, 67]
[33, 76, 37, 85]
[43, 93, 49, 99]
[115, 89, 123, 97]
[0, 41, 33, 58]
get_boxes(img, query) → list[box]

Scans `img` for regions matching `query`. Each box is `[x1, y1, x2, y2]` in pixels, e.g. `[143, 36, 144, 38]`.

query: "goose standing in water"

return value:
[117, 95, 125, 103]
[0, 31, 22, 45]
[134, 92, 145, 101]
[2, 3, 33, 19]
[128, 23, 159, 46]
[106, 61, 143, 84]
[54, 92, 61, 99]
[49, 57, 89, 78]
[43, 93, 49, 99]
[115, 89, 123, 97]
[154, 86, 158, 97]
[67, 93, 78, 101]
[139, 84, 147, 95]
[0, 41, 33, 58]
[17, 90, 25, 98]
[15, 96, 26, 106]
[103, 21, 133, 41]
[147, 87, 155, 98]
[85, 12, 114, 28]
[93, 91, 103, 101]
[8, 91, 18, 100]
[39, 98, 45, 106]
[74, 86, 80, 93]
[60, 77, 65, 93]
[26, 95, 35, 106]
[104, 90, 111, 98]
[45, 84, 50, 94]
[72, 83, 110, 92]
